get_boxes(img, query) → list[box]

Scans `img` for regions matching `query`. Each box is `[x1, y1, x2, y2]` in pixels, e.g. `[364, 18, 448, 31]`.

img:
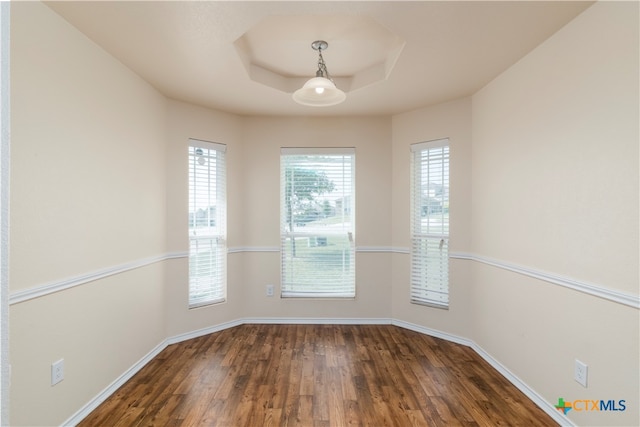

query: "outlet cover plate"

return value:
[51, 359, 64, 386]
[574, 359, 588, 387]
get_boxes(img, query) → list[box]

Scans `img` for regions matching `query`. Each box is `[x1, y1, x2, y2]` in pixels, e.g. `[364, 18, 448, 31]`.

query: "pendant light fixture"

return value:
[293, 40, 346, 107]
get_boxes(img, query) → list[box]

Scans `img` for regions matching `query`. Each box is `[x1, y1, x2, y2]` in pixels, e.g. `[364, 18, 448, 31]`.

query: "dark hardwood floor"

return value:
[78, 324, 557, 426]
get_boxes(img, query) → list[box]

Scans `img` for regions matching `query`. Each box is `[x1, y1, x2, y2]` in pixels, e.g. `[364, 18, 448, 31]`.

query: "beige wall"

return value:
[164, 100, 245, 337]
[7, 1, 639, 426]
[237, 116, 393, 320]
[10, 3, 168, 425]
[390, 98, 473, 338]
[164, 112, 395, 334]
[10, 3, 167, 289]
[470, 2, 639, 425]
[472, 2, 638, 292]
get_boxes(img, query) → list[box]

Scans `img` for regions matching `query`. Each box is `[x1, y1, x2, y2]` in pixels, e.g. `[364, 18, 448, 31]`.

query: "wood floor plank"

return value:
[78, 324, 558, 427]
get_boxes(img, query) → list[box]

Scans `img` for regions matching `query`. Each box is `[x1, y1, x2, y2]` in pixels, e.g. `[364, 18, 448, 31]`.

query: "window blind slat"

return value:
[188, 141, 226, 307]
[280, 151, 355, 298]
[410, 140, 449, 307]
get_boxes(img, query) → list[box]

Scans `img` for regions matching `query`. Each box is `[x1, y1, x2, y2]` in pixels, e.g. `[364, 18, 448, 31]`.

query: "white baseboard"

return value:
[63, 317, 389, 426]
[243, 317, 392, 325]
[165, 319, 244, 345]
[62, 340, 168, 427]
[63, 317, 572, 427]
[390, 319, 574, 426]
[391, 319, 472, 346]
[470, 343, 575, 427]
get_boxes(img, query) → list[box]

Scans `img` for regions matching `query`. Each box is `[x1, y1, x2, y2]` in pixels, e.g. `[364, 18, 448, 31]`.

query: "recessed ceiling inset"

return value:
[234, 15, 405, 94]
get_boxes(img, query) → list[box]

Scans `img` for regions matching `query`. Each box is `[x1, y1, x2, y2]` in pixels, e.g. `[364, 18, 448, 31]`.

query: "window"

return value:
[188, 139, 226, 308]
[280, 148, 355, 297]
[410, 139, 449, 308]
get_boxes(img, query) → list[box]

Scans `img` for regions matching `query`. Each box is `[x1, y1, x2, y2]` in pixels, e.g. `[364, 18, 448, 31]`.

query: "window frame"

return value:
[410, 138, 450, 309]
[280, 147, 356, 298]
[188, 138, 227, 308]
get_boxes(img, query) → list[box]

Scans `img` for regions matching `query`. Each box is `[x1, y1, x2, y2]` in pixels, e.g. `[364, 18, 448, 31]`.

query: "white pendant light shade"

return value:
[293, 40, 346, 107]
[292, 76, 346, 107]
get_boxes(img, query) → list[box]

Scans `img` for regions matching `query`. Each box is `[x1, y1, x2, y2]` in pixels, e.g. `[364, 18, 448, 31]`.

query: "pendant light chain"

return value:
[316, 49, 334, 83]
[292, 40, 346, 107]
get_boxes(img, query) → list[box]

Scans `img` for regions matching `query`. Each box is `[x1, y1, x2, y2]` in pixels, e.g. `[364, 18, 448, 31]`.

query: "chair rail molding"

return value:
[451, 252, 639, 309]
[10, 249, 637, 310]
[9, 252, 187, 305]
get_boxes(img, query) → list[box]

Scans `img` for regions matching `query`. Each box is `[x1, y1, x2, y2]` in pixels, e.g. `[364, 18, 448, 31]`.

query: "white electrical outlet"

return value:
[266, 284, 274, 297]
[51, 359, 64, 386]
[574, 359, 588, 387]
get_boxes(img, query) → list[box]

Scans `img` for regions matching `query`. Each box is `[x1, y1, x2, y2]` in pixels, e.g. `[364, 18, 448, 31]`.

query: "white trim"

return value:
[281, 147, 355, 155]
[165, 251, 188, 260]
[9, 246, 640, 309]
[166, 318, 392, 344]
[230, 246, 414, 254]
[449, 251, 472, 260]
[166, 319, 244, 345]
[188, 138, 226, 152]
[62, 318, 390, 426]
[470, 343, 575, 427]
[244, 317, 392, 325]
[11, 248, 637, 310]
[410, 137, 449, 152]
[228, 246, 279, 253]
[391, 246, 410, 254]
[356, 246, 395, 253]
[391, 319, 575, 426]
[62, 339, 167, 427]
[63, 320, 244, 426]
[392, 319, 471, 346]
[9, 252, 187, 305]
[230, 246, 404, 254]
[64, 317, 574, 427]
[451, 252, 639, 309]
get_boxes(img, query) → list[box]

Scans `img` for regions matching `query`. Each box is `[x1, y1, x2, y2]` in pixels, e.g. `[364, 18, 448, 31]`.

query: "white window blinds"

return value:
[188, 139, 226, 308]
[410, 139, 449, 308]
[280, 148, 355, 298]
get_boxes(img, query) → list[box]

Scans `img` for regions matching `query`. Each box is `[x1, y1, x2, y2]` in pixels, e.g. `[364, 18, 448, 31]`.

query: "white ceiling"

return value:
[46, 1, 593, 117]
